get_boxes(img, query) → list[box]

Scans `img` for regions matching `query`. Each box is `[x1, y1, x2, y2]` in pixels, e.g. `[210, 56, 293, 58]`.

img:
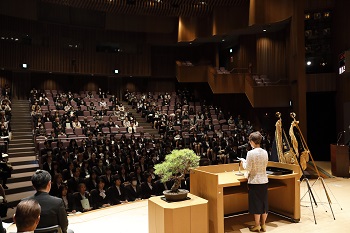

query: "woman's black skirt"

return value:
[248, 183, 268, 214]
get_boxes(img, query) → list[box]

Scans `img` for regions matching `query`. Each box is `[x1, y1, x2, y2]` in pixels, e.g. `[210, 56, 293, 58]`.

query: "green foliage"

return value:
[154, 149, 200, 184]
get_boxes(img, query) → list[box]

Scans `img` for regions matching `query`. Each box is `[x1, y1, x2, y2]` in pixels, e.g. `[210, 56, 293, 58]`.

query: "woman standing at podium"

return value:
[244, 131, 269, 232]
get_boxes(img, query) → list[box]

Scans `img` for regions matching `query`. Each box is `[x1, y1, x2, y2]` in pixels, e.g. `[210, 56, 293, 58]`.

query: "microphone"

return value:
[238, 143, 248, 149]
[337, 131, 346, 145]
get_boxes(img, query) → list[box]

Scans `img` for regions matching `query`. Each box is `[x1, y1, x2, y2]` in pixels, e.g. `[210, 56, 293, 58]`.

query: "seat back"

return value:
[34, 225, 62, 233]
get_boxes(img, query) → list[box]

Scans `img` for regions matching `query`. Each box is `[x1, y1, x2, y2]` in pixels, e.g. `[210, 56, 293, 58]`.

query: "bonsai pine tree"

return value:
[154, 149, 200, 193]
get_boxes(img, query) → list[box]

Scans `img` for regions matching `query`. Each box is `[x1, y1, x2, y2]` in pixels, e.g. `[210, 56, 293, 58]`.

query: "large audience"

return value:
[29, 87, 272, 213]
[0, 84, 11, 155]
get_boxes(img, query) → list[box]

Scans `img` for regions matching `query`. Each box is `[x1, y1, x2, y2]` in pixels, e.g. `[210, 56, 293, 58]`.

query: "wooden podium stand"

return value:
[330, 144, 349, 177]
[148, 193, 208, 233]
[190, 162, 301, 233]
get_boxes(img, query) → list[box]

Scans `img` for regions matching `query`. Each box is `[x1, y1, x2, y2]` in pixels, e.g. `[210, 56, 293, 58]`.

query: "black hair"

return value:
[31, 170, 51, 191]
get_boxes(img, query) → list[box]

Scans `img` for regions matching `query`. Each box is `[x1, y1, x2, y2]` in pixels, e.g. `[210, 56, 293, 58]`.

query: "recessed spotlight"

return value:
[114, 69, 119, 74]
[22, 63, 28, 69]
[263, 29, 267, 32]
[189, 42, 192, 45]
[222, 39, 225, 42]
[229, 49, 233, 53]
[306, 61, 312, 66]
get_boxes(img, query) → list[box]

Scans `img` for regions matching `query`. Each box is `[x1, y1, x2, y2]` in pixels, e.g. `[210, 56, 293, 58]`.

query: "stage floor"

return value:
[6, 162, 350, 233]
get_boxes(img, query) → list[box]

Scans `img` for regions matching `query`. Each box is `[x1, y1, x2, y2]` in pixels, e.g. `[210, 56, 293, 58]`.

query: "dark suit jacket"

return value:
[67, 177, 84, 193]
[0, 218, 4, 233]
[49, 182, 61, 197]
[25, 191, 69, 233]
[125, 184, 142, 201]
[140, 182, 156, 199]
[72, 191, 91, 212]
[107, 185, 127, 205]
[90, 189, 109, 209]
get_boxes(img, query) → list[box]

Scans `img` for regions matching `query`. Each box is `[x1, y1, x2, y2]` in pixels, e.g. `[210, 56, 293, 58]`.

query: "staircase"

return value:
[5, 100, 37, 216]
[124, 101, 159, 136]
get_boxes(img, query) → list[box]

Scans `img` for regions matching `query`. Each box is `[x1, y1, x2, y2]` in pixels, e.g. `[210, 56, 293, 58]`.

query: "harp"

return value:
[275, 112, 297, 165]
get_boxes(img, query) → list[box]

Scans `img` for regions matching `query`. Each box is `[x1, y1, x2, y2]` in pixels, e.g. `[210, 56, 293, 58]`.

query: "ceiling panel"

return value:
[40, 0, 249, 17]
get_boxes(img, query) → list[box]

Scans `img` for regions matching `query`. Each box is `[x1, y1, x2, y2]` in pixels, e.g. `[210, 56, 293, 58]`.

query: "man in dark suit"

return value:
[25, 170, 73, 233]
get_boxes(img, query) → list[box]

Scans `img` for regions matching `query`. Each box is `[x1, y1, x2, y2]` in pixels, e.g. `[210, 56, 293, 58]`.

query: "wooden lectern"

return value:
[190, 162, 301, 233]
[330, 144, 349, 177]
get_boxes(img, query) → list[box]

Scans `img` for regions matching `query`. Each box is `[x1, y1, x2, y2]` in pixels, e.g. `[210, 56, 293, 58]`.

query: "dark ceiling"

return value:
[40, 0, 249, 17]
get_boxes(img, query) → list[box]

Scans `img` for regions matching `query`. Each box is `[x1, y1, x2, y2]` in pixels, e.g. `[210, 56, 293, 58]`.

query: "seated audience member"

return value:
[107, 175, 127, 205]
[26, 170, 72, 233]
[14, 199, 41, 233]
[67, 168, 84, 193]
[84, 171, 98, 192]
[61, 161, 74, 181]
[58, 185, 74, 213]
[49, 173, 63, 197]
[72, 183, 92, 212]
[140, 172, 156, 199]
[126, 177, 142, 201]
[90, 179, 110, 209]
[100, 167, 113, 190]
[93, 159, 106, 177]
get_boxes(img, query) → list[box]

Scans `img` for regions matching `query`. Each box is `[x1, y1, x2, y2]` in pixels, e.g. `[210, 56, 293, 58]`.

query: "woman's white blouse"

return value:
[245, 148, 268, 184]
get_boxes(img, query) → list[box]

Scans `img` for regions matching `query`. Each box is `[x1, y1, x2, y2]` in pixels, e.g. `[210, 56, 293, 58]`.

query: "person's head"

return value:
[14, 199, 41, 232]
[73, 167, 81, 177]
[249, 131, 262, 148]
[98, 179, 105, 190]
[131, 177, 138, 186]
[31, 170, 51, 192]
[78, 183, 86, 194]
[54, 173, 63, 184]
[59, 185, 68, 197]
[114, 175, 121, 186]
[144, 172, 152, 183]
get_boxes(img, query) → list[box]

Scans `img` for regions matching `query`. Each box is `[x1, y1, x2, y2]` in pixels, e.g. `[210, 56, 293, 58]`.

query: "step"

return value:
[9, 155, 36, 162]
[5, 181, 35, 195]
[6, 190, 36, 208]
[10, 131, 32, 135]
[8, 146, 35, 151]
[7, 172, 33, 182]
[10, 138, 33, 143]
[8, 171, 34, 183]
[9, 151, 36, 158]
[11, 126, 32, 129]
[11, 135, 33, 140]
[9, 157, 37, 166]
[11, 163, 39, 174]
[8, 142, 34, 147]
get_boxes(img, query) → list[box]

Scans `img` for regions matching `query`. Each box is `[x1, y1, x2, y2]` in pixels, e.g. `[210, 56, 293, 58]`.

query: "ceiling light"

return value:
[306, 61, 311, 66]
[263, 29, 267, 32]
[114, 69, 119, 74]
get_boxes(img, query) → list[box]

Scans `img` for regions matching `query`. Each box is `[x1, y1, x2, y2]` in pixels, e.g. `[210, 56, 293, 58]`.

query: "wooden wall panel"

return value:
[207, 73, 245, 94]
[106, 13, 178, 34]
[212, 5, 250, 35]
[176, 62, 208, 83]
[249, 0, 293, 25]
[0, 15, 153, 76]
[0, 0, 37, 21]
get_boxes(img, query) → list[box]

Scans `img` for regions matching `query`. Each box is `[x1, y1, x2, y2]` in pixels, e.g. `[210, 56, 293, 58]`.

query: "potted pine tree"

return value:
[154, 149, 200, 201]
